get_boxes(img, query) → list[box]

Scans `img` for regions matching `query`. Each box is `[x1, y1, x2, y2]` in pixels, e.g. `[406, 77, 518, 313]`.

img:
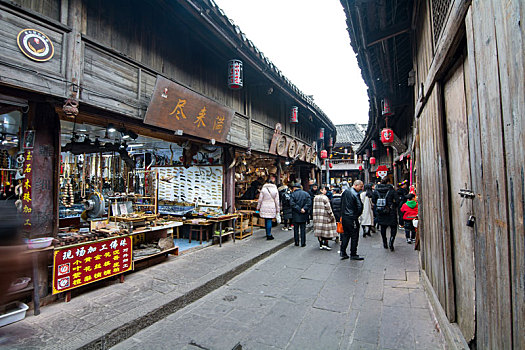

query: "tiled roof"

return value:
[335, 124, 367, 146]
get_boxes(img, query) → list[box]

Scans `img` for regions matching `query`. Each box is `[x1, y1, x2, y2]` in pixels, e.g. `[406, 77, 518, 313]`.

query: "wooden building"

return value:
[0, 0, 334, 305]
[341, 0, 524, 348]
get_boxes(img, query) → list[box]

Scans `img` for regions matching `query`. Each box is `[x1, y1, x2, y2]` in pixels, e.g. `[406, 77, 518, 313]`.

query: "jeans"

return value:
[341, 217, 360, 256]
[265, 218, 273, 237]
[404, 220, 415, 239]
[293, 222, 306, 245]
[380, 224, 398, 241]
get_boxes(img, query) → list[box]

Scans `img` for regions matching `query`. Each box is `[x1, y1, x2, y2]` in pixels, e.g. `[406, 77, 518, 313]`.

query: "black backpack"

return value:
[282, 191, 291, 206]
[376, 190, 391, 215]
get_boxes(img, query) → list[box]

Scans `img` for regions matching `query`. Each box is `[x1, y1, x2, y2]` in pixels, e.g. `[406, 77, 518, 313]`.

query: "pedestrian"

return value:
[340, 180, 364, 260]
[359, 183, 374, 237]
[313, 186, 338, 250]
[241, 177, 263, 200]
[373, 177, 398, 251]
[326, 185, 334, 201]
[256, 176, 280, 240]
[340, 181, 350, 193]
[290, 183, 312, 247]
[396, 180, 409, 229]
[330, 187, 342, 244]
[278, 183, 293, 231]
[400, 193, 418, 244]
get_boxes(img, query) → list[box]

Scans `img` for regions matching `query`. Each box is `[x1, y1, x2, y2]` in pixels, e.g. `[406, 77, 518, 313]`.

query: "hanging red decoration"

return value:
[382, 98, 392, 116]
[320, 150, 328, 159]
[380, 128, 394, 146]
[328, 136, 333, 147]
[329, 162, 333, 169]
[371, 140, 377, 151]
[290, 106, 298, 123]
[228, 59, 243, 89]
[359, 165, 363, 171]
[319, 128, 325, 140]
[369, 157, 376, 165]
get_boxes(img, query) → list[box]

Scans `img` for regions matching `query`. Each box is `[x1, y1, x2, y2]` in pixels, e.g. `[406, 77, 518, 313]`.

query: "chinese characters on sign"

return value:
[144, 75, 234, 143]
[52, 236, 133, 294]
[22, 149, 33, 231]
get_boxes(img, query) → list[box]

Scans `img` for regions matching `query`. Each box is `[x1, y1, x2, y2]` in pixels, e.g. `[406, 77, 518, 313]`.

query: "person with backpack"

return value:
[400, 193, 418, 244]
[396, 180, 409, 229]
[278, 183, 293, 231]
[373, 177, 398, 251]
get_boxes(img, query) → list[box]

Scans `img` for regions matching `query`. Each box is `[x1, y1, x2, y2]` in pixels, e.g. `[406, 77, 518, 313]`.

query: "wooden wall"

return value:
[413, 0, 525, 348]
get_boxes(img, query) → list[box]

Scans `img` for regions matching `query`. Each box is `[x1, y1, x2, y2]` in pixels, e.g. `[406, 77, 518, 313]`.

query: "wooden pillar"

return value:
[224, 147, 235, 213]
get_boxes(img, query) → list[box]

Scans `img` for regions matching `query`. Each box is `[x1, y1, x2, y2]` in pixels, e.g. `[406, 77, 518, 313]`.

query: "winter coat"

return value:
[278, 186, 293, 220]
[290, 189, 312, 223]
[372, 184, 398, 226]
[341, 187, 363, 220]
[359, 192, 374, 226]
[401, 200, 418, 220]
[330, 194, 342, 221]
[257, 183, 280, 219]
[313, 194, 338, 238]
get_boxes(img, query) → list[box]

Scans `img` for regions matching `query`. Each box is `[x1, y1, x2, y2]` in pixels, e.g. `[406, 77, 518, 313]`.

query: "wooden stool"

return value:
[188, 223, 211, 244]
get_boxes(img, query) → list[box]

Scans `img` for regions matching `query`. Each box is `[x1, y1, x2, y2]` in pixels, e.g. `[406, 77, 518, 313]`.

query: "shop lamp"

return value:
[290, 106, 298, 123]
[320, 150, 328, 159]
[370, 157, 376, 165]
[380, 128, 394, 146]
[228, 59, 243, 89]
[107, 123, 116, 133]
[359, 165, 363, 171]
[319, 128, 325, 140]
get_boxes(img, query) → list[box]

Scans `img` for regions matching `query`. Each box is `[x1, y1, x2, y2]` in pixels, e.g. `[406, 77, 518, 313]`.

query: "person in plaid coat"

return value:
[313, 186, 338, 250]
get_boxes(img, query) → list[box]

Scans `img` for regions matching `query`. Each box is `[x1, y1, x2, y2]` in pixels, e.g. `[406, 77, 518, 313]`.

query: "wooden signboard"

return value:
[144, 75, 234, 142]
[52, 236, 133, 294]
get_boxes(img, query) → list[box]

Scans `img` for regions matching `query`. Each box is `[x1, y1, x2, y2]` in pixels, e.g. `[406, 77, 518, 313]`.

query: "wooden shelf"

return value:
[132, 246, 179, 263]
[7, 283, 34, 296]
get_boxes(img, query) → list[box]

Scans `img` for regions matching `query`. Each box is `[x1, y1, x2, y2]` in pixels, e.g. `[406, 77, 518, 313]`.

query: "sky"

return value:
[212, 0, 370, 125]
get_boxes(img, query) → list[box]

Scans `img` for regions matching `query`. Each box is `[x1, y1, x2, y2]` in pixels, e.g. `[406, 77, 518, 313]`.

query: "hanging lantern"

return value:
[380, 128, 394, 146]
[359, 165, 363, 171]
[319, 128, 325, 140]
[228, 59, 243, 89]
[320, 150, 328, 159]
[371, 140, 377, 151]
[370, 157, 376, 165]
[328, 136, 333, 147]
[329, 162, 333, 169]
[290, 106, 299, 123]
[382, 98, 392, 116]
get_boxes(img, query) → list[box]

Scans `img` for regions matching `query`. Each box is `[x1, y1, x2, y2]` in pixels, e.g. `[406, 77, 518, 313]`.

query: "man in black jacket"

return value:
[373, 177, 398, 251]
[290, 183, 312, 247]
[340, 180, 364, 260]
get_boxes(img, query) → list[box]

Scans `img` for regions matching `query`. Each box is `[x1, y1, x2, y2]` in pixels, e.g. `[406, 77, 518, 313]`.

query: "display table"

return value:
[183, 220, 213, 244]
[235, 210, 254, 239]
[206, 214, 238, 247]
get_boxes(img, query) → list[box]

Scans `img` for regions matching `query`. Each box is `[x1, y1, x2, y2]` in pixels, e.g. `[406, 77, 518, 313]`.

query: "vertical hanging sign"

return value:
[22, 130, 35, 232]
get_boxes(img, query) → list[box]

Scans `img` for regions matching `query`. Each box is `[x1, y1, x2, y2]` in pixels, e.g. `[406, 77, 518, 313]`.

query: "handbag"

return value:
[336, 218, 344, 234]
[276, 212, 282, 224]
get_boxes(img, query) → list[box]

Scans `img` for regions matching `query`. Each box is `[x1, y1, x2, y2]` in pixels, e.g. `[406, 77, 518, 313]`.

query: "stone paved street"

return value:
[112, 228, 444, 350]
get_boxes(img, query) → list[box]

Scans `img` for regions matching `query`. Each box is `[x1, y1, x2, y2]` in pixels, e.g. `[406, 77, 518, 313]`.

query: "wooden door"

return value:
[443, 55, 476, 341]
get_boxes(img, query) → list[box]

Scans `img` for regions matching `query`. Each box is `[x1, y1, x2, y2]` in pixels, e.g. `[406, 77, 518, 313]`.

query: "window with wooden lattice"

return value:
[431, 0, 452, 45]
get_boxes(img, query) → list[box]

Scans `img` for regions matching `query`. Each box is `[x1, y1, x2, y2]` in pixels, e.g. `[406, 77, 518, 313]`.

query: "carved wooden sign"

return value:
[268, 124, 315, 164]
[391, 132, 407, 153]
[144, 75, 234, 142]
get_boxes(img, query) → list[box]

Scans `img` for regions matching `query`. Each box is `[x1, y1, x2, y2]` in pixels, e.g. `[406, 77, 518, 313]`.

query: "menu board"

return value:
[155, 165, 223, 207]
[52, 236, 133, 294]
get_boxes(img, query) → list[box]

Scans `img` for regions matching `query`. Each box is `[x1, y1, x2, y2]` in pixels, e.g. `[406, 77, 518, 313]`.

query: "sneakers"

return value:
[282, 227, 289, 231]
[411, 238, 416, 244]
[266, 235, 274, 240]
[407, 238, 412, 244]
[323, 245, 332, 251]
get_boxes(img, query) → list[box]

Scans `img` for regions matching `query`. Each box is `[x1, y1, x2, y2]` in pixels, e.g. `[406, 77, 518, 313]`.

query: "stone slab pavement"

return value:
[112, 228, 445, 350]
[0, 226, 295, 350]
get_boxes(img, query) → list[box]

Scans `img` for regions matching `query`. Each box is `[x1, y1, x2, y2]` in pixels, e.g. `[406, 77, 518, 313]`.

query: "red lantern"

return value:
[329, 162, 333, 169]
[319, 128, 325, 140]
[371, 140, 377, 151]
[380, 128, 394, 146]
[359, 165, 363, 171]
[328, 136, 333, 147]
[228, 59, 243, 89]
[320, 150, 328, 159]
[382, 98, 392, 116]
[290, 106, 298, 123]
[370, 157, 376, 165]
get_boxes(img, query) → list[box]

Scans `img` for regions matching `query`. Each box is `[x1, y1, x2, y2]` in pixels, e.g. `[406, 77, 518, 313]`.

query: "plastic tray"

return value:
[0, 302, 29, 327]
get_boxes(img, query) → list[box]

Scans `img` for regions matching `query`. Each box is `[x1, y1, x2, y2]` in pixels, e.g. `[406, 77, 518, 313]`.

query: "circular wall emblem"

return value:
[288, 140, 297, 158]
[17, 29, 54, 62]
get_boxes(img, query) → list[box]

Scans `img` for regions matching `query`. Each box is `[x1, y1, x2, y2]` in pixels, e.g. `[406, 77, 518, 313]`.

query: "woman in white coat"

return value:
[257, 177, 280, 240]
[359, 183, 374, 237]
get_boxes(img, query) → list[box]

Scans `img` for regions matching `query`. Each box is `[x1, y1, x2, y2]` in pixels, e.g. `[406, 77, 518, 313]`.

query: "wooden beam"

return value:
[366, 21, 411, 47]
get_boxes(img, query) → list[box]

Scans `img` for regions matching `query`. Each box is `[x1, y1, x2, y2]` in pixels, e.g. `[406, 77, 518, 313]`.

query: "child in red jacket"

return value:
[400, 193, 418, 244]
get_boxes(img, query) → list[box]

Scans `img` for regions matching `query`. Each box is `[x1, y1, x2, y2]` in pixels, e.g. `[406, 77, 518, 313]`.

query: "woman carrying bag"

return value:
[257, 177, 280, 240]
[313, 186, 338, 250]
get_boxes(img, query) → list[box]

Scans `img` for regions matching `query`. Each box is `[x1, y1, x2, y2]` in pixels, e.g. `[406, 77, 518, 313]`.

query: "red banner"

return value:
[52, 236, 133, 294]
